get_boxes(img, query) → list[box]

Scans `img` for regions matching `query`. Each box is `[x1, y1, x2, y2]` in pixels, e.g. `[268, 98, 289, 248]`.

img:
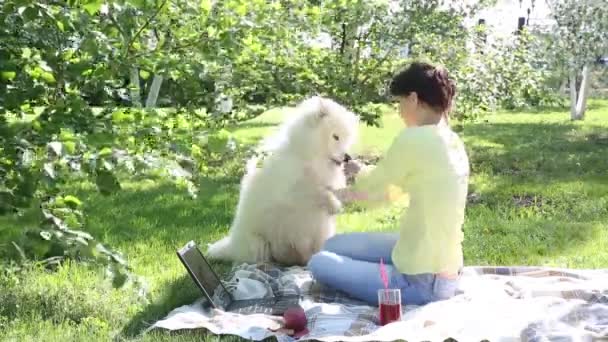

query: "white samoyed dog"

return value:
[206, 96, 359, 266]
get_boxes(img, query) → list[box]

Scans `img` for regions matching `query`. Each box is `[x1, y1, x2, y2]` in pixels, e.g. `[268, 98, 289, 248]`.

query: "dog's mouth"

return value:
[330, 153, 351, 166]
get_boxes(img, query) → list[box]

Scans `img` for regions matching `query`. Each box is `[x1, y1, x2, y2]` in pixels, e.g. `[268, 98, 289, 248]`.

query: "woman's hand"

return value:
[344, 160, 363, 178]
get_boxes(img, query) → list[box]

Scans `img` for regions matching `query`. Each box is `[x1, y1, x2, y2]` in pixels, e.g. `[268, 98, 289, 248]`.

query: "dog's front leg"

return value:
[251, 234, 272, 263]
[321, 187, 343, 215]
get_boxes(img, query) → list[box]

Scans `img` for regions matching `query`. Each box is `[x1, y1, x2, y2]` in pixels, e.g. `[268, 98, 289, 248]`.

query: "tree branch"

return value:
[358, 44, 399, 86]
[108, 10, 127, 41]
[125, 0, 169, 57]
[130, 35, 205, 60]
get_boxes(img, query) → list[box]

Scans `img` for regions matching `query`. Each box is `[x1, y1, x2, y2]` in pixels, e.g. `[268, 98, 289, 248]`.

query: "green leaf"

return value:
[98, 147, 113, 157]
[1, 71, 16, 81]
[64, 141, 76, 154]
[22, 48, 32, 59]
[127, 0, 146, 8]
[195, 133, 208, 147]
[42, 72, 56, 84]
[83, 0, 103, 15]
[139, 70, 150, 80]
[191, 144, 203, 158]
[63, 195, 82, 209]
[32, 120, 42, 131]
[21, 6, 40, 21]
[235, 3, 247, 16]
[111, 109, 134, 123]
[56, 20, 65, 32]
[95, 169, 121, 195]
[200, 0, 212, 12]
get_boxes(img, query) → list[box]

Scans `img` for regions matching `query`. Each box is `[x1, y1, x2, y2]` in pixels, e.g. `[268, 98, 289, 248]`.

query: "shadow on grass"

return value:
[119, 269, 270, 342]
[78, 177, 240, 248]
[498, 98, 605, 115]
[119, 264, 236, 340]
[461, 120, 608, 266]
[500, 104, 569, 115]
[79, 178, 242, 339]
[120, 270, 248, 341]
[462, 218, 601, 266]
[463, 121, 608, 181]
[119, 274, 200, 338]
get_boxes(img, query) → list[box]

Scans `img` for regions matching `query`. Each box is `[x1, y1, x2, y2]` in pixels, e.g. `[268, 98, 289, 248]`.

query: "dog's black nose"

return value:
[344, 153, 352, 163]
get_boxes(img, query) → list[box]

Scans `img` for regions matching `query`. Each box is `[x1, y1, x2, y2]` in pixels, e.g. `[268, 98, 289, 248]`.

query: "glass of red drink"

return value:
[377, 289, 402, 326]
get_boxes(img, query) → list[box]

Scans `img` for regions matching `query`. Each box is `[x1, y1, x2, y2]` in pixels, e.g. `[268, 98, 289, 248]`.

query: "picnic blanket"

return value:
[148, 264, 608, 341]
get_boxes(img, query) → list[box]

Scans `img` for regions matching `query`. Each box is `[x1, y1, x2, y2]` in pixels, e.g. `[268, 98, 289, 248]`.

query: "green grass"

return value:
[1, 100, 608, 341]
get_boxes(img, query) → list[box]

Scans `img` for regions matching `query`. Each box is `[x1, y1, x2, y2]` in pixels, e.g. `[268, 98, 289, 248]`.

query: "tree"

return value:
[0, 0, 240, 290]
[303, 0, 493, 124]
[546, 0, 608, 120]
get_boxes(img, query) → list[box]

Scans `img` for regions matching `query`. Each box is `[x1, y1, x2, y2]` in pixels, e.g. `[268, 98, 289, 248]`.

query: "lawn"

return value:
[1, 101, 607, 341]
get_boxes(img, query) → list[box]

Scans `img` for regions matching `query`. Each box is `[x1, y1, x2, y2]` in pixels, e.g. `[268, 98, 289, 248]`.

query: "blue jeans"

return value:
[307, 232, 460, 305]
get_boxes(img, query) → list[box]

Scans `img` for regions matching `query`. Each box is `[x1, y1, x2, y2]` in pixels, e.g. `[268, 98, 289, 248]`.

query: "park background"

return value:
[1, 0, 607, 340]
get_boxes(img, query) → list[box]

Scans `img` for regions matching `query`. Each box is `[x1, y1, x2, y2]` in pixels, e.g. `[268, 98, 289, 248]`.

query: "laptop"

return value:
[176, 240, 301, 315]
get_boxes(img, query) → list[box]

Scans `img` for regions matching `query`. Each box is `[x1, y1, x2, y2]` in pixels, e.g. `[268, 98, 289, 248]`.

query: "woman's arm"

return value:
[339, 133, 412, 207]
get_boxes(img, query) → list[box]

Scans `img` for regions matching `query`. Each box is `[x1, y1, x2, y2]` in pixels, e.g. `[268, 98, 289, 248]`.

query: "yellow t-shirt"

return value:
[352, 121, 470, 275]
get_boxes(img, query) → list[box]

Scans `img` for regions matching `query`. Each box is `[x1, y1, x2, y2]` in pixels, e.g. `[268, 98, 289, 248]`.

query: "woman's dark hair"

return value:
[389, 61, 456, 114]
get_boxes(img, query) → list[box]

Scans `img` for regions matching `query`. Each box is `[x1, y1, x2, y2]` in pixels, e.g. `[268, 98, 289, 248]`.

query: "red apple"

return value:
[283, 306, 307, 332]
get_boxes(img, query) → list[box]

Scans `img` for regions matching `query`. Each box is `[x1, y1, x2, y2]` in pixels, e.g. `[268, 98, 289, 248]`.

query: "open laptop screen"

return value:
[177, 242, 225, 301]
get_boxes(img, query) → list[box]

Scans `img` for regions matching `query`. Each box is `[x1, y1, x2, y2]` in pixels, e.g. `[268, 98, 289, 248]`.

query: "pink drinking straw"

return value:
[379, 258, 389, 289]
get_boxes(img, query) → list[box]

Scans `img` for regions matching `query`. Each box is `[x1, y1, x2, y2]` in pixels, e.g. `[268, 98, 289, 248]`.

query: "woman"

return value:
[308, 61, 470, 306]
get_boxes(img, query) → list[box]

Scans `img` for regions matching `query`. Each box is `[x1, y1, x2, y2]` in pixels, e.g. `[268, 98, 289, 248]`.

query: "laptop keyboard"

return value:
[233, 303, 274, 315]
[230, 297, 300, 315]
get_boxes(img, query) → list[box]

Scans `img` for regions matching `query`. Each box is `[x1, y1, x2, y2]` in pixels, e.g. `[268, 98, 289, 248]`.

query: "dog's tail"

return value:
[206, 236, 234, 261]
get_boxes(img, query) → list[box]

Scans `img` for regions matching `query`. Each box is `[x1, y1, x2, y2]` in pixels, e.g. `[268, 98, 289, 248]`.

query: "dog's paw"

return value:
[323, 189, 343, 215]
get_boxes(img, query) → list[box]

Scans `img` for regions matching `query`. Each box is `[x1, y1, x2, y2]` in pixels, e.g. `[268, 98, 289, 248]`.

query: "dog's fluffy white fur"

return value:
[206, 96, 359, 266]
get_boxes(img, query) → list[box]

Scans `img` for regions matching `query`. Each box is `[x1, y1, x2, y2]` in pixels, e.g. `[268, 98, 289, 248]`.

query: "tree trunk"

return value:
[569, 69, 578, 120]
[351, 32, 362, 84]
[341, 23, 357, 64]
[573, 64, 591, 120]
[129, 68, 142, 108]
[145, 75, 163, 109]
[340, 1, 361, 65]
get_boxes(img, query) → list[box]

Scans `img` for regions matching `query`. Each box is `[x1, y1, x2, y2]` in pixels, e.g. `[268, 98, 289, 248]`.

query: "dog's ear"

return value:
[318, 98, 328, 120]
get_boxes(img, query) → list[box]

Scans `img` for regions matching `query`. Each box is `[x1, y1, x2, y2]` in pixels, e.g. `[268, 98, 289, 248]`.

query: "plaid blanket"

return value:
[149, 264, 608, 341]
